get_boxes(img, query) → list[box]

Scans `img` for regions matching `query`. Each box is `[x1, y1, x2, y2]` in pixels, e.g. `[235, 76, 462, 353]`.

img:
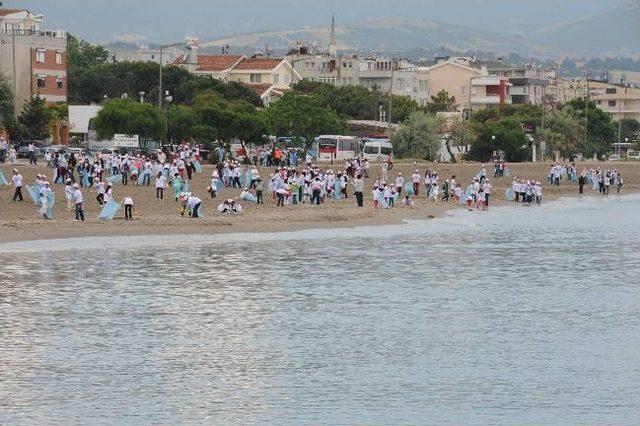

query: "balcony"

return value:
[0, 28, 67, 38]
[358, 70, 392, 79]
[510, 86, 529, 96]
[470, 95, 512, 105]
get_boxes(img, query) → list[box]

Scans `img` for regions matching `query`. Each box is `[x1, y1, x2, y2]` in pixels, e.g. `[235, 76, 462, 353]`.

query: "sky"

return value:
[7, 0, 631, 44]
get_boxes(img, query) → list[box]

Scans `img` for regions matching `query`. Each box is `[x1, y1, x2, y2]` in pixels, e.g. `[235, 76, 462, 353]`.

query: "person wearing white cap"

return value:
[255, 177, 264, 204]
[65, 178, 74, 210]
[411, 170, 420, 196]
[39, 182, 52, 219]
[11, 169, 23, 202]
[186, 195, 202, 218]
[395, 173, 404, 196]
[482, 179, 492, 207]
[124, 196, 134, 220]
[73, 183, 85, 221]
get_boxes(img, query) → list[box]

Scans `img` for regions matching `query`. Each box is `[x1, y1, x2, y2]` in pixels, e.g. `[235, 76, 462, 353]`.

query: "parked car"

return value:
[17, 146, 44, 159]
[627, 151, 640, 161]
[608, 154, 621, 162]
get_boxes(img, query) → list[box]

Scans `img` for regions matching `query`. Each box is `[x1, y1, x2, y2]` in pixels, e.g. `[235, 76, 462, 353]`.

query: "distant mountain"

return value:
[530, 2, 640, 57]
[198, 8, 640, 59]
[200, 17, 551, 57]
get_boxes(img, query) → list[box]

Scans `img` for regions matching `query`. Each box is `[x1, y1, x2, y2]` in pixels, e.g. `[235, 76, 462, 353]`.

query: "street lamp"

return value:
[158, 42, 187, 109]
[624, 137, 629, 156]
[165, 91, 173, 143]
[491, 135, 496, 161]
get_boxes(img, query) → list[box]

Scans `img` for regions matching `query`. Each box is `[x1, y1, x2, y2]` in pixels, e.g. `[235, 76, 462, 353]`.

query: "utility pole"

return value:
[12, 24, 18, 118]
[158, 46, 164, 109]
[584, 77, 589, 158]
[388, 64, 394, 126]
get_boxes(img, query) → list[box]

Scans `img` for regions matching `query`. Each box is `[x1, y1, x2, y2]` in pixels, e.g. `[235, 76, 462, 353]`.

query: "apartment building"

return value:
[422, 58, 483, 110]
[287, 47, 430, 106]
[0, 8, 67, 114]
[470, 76, 512, 109]
[487, 65, 549, 105]
[592, 83, 640, 122]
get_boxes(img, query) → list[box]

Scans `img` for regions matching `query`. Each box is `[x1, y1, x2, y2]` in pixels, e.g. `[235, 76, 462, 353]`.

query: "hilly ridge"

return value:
[199, 4, 640, 59]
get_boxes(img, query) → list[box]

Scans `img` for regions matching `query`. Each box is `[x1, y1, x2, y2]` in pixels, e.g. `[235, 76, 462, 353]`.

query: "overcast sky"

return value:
[8, 0, 631, 44]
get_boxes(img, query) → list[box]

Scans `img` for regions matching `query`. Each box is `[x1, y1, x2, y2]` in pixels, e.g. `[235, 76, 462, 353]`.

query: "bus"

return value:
[313, 135, 359, 162]
[362, 138, 393, 161]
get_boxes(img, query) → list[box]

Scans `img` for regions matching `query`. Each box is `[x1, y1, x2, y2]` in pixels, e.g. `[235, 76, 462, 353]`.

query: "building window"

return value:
[461, 85, 466, 95]
[56, 77, 63, 90]
[36, 49, 46, 63]
[608, 100, 616, 107]
[250, 73, 261, 83]
[37, 75, 46, 89]
[56, 51, 63, 64]
[274, 74, 280, 84]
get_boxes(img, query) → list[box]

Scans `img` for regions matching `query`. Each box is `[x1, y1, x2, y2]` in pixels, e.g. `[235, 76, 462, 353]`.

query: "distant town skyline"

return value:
[7, 0, 633, 44]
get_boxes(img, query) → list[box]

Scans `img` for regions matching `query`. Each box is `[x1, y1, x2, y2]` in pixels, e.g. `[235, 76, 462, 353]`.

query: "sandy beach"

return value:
[1, 161, 638, 244]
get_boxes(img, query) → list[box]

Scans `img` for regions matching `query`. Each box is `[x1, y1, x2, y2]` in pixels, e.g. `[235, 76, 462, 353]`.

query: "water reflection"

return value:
[1, 196, 639, 424]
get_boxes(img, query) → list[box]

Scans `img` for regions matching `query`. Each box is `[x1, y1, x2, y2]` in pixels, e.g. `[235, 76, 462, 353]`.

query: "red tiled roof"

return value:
[197, 54, 244, 72]
[234, 58, 284, 71]
[0, 9, 27, 16]
[239, 82, 274, 97]
[171, 54, 244, 72]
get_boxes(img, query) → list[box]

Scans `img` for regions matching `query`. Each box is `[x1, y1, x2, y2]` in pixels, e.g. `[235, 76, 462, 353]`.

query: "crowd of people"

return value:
[0, 143, 631, 223]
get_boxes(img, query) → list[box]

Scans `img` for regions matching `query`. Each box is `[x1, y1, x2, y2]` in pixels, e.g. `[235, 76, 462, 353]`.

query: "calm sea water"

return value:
[1, 196, 639, 425]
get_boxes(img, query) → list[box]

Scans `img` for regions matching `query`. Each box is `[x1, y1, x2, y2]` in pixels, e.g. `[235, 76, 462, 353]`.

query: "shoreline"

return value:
[1, 192, 637, 253]
[1, 162, 638, 247]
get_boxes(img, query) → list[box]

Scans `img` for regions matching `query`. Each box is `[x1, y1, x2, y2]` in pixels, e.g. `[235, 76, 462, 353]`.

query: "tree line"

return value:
[1, 35, 638, 163]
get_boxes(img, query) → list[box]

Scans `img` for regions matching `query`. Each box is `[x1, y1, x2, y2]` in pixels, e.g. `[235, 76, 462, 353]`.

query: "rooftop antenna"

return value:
[328, 13, 337, 56]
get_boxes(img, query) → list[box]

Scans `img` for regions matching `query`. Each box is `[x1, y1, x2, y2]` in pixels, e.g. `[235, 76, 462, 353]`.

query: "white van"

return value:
[362, 139, 393, 161]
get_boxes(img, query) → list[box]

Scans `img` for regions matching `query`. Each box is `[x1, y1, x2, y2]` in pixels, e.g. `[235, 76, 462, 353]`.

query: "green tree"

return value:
[389, 111, 441, 160]
[93, 99, 166, 141]
[426, 90, 457, 114]
[618, 118, 640, 142]
[292, 81, 378, 120]
[168, 104, 197, 142]
[0, 72, 13, 124]
[231, 112, 267, 145]
[190, 125, 218, 145]
[18, 96, 50, 140]
[262, 93, 346, 148]
[439, 117, 477, 162]
[390, 95, 424, 123]
[468, 117, 529, 162]
[536, 109, 584, 160]
[563, 98, 616, 158]
[67, 35, 110, 103]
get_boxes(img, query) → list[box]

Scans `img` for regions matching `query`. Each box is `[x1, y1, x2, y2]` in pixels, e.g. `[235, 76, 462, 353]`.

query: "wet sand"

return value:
[1, 161, 638, 244]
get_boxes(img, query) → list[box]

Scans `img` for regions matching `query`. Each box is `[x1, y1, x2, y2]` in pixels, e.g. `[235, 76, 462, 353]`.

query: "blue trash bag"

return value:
[108, 174, 123, 186]
[26, 185, 40, 204]
[44, 192, 55, 219]
[404, 182, 414, 196]
[0, 168, 8, 186]
[98, 199, 120, 220]
[505, 187, 515, 201]
[334, 180, 341, 200]
[240, 192, 258, 203]
[377, 190, 389, 209]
